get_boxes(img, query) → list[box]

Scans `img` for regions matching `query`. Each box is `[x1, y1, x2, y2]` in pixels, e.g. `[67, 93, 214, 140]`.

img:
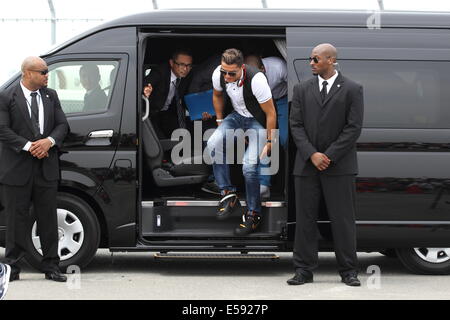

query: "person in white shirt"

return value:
[206, 48, 277, 235]
[245, 55, 287, 100]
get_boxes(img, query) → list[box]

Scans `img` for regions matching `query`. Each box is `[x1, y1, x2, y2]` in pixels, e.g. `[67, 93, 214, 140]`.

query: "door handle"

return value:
[88, 130, 114, 138]
[86, 130, 114, 146]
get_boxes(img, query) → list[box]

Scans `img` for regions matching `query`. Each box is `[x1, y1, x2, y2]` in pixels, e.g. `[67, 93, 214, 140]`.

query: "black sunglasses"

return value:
[220, 69, 238, 77]
[173, 61, 192, 69]
[308, 56, 320, 63]
[30, 69, 49, 75]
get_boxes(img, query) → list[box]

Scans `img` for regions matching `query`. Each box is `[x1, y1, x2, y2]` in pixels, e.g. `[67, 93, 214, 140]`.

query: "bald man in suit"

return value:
[288, 44, 364, 286]
[0, 56, 69, 282]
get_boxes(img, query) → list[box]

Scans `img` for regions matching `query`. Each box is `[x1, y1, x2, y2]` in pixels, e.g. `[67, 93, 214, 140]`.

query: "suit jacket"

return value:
[143, 63, 192, 115]
[0, 83, 69, 186]
[289, 72, 364, 176]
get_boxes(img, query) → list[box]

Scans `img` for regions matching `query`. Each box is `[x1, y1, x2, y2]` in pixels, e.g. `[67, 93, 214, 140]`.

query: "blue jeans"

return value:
[206, 112, 266, 213]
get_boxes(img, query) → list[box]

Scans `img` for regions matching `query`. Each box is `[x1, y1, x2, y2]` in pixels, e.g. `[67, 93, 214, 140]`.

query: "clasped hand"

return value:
[310, 152, 331, 171]
[29, 139, 51, 159]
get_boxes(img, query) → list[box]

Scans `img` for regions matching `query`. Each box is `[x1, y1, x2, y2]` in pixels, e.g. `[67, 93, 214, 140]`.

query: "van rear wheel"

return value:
[396, 248, 450, 275]
[25, 193, 100, 272]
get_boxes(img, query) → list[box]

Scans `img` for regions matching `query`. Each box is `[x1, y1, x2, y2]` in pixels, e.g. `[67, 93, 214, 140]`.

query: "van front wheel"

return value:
[25, 193, 101, 272]
[396, 248, 450, 275]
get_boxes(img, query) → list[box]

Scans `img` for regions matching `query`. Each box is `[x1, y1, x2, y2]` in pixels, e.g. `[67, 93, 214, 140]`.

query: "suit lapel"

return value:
[322, 73, 344, 107]
[14, 84, 35, 133]
[40, 88, 51, 133]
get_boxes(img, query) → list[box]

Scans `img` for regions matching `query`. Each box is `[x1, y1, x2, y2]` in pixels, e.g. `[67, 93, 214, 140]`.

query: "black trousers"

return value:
[2, 159, 59, 275]
[293, 174, 359, 277]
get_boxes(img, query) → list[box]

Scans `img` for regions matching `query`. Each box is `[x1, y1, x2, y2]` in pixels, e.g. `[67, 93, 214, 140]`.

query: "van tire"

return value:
[396, 248, 450, 275]
[25, 193, 100, 273]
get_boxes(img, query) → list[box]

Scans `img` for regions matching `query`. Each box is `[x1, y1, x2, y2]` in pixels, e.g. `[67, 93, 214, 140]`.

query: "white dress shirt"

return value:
[318, 70, 339, 94]
[20, 81, 55, 151]
[212, 65, 272, 118]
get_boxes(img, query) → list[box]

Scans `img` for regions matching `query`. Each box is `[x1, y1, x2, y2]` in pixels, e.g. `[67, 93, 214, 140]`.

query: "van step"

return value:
[154, 253, 279, 260]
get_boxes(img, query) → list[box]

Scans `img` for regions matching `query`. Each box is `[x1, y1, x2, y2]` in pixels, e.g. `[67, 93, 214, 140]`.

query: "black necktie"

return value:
[30, 92, 41, 138]
[174, 78, 186, 129]
[321, 81, 328, 102]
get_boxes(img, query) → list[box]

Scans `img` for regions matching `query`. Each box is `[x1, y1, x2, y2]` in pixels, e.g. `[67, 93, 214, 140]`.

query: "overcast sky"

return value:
[1, 0, 450, 83]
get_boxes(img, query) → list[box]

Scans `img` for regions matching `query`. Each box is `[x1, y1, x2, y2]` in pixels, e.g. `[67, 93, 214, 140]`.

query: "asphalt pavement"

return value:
[1, 248, 450, 300]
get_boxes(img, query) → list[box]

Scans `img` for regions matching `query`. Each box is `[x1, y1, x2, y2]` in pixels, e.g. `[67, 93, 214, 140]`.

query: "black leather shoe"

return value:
[287, 272, 313, 285]
[10, 273, 20, 282]
[341, 274, 361, 287]
[45, 271, 67, 282]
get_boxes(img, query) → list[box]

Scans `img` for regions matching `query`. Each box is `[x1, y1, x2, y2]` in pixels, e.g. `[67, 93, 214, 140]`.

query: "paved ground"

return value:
[1, 248, 450, 300]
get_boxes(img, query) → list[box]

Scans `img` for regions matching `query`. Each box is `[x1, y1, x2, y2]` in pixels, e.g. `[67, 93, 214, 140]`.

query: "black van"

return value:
[1, 9, 450, 275]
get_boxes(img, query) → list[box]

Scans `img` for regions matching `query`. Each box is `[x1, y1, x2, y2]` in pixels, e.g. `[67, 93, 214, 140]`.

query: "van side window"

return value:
[47, 61, 119, 115]
[293, 59, 450, 129]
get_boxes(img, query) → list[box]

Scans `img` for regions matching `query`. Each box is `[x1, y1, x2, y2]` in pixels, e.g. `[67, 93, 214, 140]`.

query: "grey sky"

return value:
[1, 0, 449, 83]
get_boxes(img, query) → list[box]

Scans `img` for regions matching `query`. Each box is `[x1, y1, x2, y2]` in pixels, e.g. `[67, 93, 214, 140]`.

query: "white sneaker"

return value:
[260, 185, 270, 199]
[0, 263, 11, 300]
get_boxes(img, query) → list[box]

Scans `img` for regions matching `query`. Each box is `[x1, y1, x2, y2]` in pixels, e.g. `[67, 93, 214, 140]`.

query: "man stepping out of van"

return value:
[288, 43, 364, 286]
[206, 49, 277, 235]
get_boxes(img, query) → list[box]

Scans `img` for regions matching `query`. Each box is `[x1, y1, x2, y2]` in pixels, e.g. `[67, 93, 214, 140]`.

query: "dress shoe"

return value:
[287, 272, 313, 285]
[341, 274, 361, 287]
[45, 271, 67, 282]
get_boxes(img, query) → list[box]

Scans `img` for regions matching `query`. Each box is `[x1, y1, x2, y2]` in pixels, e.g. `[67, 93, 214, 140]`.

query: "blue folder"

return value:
[184, 89, 215, 120]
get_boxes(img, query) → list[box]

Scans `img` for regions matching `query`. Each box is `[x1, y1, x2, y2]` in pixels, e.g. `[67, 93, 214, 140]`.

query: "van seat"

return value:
[142, 118, 210, 187]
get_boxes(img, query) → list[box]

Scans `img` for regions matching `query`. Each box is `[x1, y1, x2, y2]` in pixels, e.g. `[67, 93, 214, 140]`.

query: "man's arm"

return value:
[212, 89, 225, 124]
[259, 98, 276, 159]
[29, 90, 69, 158]
[324, 84, 364, 163]
[143, 67, 162, 98]
[289, 84, 317, 161]
[0, 93, 29, 153]
[289, 84, 330, 171]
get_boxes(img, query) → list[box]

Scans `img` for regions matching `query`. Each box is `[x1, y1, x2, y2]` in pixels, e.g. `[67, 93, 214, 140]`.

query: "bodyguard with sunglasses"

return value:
[0, 56, 69, 282]
[288, 43, 364, 286]
[143, 48, 193, 138]
[206, 48, 277, 235]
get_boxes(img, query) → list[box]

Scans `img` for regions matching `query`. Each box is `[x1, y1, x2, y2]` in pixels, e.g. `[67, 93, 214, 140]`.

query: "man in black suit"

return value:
[80, 63, 108, 112]
[0, 56, 69, 282]
[143, 49, 193, 138]
[287, 44, 364, 286]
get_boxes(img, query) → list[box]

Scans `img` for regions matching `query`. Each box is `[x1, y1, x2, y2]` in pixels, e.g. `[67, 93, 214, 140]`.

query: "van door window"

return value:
[293, 59, 450, 129]
[47, 61, 119, 115]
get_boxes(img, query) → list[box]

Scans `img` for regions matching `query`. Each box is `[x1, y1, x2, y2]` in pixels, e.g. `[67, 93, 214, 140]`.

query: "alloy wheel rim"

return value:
[414, 248, 450, 264]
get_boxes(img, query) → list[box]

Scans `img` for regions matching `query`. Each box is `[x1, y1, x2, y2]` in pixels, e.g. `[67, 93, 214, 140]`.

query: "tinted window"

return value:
[47, 61, 119, 115]
[293, 59, 450, 129]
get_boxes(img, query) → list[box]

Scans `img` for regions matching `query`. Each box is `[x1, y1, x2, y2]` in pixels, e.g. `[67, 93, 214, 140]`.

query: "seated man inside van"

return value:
[143, 48, 193, 139]
[244, 54, 288, 199]
[80, 64, 108, 112]
[206, 48, 277, 235]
